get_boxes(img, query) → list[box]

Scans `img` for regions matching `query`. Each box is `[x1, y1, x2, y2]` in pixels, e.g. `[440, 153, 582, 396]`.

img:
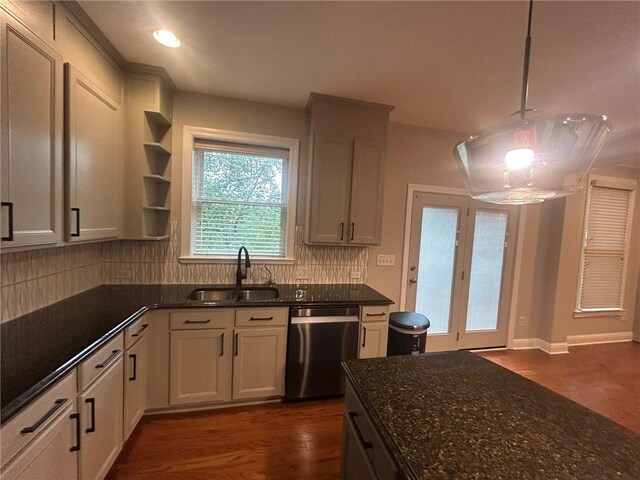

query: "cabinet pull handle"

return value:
[249, 316, 273, 321]
[1, 201, 13, 241]
[85, 398, 96, 433]
[129, 353, 137, 381]
[339, 222, 344, 241]
[184, 319, 211, 324]
[220, 333, 224, 357]
[366, 312, 386, 317]
[350, 223, 355, 241]
[362, 326, 367, 348]
[234, 333, 239, 356]
[131, 324, 149, 337]
[71, 207, 80, 237]
[348, 412, 373, 449]
[70, 413, 81, 452]
[20, 398, 67, 434]
[95, 349, 120, 369]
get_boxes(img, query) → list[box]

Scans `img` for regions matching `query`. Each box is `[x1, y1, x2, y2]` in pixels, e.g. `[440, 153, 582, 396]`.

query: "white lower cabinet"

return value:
[169, 329, 231, 405]
[0, 402, 78, 480]
[78, 356, 123, 480]
[233, 327, 286, 400]
[168, 307, 287, 407]
[358, 320, 388, 359]
[124, 333, 147, 439]
[359, 306, 390, 359]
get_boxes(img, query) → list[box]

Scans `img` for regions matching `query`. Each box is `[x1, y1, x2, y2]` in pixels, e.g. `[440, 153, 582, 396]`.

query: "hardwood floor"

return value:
[478, 342, 640, 434]
[108, 342, 639, 479]
[107, 399, 344, 480]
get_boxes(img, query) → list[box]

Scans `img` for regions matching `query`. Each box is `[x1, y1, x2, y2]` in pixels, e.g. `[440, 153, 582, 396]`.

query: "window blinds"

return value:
[578, 185, 633, 310]
[191, 140, 289, 257]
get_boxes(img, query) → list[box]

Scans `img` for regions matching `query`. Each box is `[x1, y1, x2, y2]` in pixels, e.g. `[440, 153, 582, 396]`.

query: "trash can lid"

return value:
[389, 312, 430, 330]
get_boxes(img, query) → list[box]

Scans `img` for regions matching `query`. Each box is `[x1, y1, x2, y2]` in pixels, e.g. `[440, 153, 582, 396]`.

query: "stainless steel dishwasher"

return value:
[285, 305, 360, 401]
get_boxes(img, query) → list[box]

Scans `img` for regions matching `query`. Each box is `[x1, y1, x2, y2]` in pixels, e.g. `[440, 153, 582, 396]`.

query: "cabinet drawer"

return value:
[170, 310, 233, 330]
[235, 308, 288, 327]
[361, 305, 389, 323]
[0, 371, 77, 469]
[345, 382, 398, 480]
[78, 334, 124, 392]
[124, 316, 149, 349]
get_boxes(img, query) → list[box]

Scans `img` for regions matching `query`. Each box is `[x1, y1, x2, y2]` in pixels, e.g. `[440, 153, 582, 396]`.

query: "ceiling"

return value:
[80, 1, 640, 169]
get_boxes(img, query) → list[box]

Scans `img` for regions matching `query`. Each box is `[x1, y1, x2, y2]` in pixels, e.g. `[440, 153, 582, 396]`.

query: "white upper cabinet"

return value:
[305, 93, 393, 246]
[0, 12, 63, 247]
[65, 64, 122, 242]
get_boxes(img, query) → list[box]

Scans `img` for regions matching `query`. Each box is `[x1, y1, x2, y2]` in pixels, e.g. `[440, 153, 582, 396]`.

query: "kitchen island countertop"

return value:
[343, 352, 640, 480]
[1, 283, 392, 424]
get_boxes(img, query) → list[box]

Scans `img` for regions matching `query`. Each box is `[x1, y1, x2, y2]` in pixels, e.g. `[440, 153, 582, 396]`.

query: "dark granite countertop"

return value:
[343, 352, 640, 480]
[1, 283, 391, 424]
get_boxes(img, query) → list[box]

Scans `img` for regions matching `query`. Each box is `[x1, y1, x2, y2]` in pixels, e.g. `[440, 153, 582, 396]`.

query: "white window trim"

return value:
[180, 126, 299, 264]
[574, 174, 636, 316]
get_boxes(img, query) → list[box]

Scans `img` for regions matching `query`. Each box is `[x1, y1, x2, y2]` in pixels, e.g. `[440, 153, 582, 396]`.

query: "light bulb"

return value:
[504, 148, 534, 170]
[153, 29, 181, 48]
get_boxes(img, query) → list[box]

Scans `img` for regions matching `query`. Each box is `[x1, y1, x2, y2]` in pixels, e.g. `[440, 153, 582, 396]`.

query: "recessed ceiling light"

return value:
[153, 29, 181, 48]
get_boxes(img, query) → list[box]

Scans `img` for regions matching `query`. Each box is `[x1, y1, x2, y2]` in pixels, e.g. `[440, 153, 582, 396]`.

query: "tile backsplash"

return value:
[1, 221, 368, 323]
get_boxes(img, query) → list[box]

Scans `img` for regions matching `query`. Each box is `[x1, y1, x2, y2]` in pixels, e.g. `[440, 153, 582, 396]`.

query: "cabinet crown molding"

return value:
[306, 92, 395, 113]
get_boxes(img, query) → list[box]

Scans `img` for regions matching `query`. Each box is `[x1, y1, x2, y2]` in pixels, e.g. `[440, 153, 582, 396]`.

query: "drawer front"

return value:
[0, 371, 77, 469]
[170, 310, 233, 330]
[124, 316, 149, 349]
[345, 382, 398, 480]
[78, 334, 124, 392]
[361, 305, 389, 323]
[235, 308, 288, 327]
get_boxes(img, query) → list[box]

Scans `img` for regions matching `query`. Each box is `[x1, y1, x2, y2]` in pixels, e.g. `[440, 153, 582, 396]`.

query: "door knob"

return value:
[409, 278, 417, 284]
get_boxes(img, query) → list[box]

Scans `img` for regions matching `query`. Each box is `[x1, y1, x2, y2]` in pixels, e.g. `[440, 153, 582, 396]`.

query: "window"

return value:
[577, 177, 636, 312]
[181, 127, 298, 262]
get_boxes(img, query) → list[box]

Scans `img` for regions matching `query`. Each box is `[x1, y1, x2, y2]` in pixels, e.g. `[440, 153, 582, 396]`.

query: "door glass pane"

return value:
[466, 210, 508, 331]
[415, 207, 459, 334]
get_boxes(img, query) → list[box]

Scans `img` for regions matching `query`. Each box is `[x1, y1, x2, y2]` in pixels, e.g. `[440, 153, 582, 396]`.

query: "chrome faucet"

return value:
[236, 246, 251, 287]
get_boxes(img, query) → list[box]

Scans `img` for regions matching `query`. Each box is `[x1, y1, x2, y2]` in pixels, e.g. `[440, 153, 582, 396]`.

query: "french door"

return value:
[405, 193, 518, 351]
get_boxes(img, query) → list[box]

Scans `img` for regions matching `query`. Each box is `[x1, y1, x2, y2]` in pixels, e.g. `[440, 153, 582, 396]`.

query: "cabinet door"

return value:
[124, 335, 147, 440]
[79, 356, 123, 480]
[65, 64, 121, 242]
[341, 413, 377, 480]
[232, 327, 286, 400]
[1, 403, 78, 480]
[307, 135, 353, 244]
[358, 321, 388, 359]
[0, 13, 63, 247]
[349, 140, 385, 245]
[169, 329, 231, 405]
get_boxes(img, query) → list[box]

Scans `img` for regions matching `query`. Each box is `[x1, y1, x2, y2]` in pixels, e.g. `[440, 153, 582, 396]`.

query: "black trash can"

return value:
[386, 312, 430, 356]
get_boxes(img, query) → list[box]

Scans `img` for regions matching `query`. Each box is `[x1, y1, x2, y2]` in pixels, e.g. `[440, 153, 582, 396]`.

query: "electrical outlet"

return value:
[377, 254, 395, 266]
[518, 316, 526, 326]
[295, 266, 309, 280]
[115, 265, 132, 280]
[351, 269, 361, 279]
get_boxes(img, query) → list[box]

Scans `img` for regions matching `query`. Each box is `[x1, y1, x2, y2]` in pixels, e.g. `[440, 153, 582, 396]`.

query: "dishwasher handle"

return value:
[291, 316, 359, 325]
[290, 306, 360, 318]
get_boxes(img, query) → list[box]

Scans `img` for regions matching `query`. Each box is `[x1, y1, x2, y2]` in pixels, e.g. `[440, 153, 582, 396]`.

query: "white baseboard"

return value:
[567, 331, 633, 346]
[511, 337, 569, 354]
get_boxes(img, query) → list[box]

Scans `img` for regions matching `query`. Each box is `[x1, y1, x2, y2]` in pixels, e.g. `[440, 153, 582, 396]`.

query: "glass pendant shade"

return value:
[454, 114, 611, 204]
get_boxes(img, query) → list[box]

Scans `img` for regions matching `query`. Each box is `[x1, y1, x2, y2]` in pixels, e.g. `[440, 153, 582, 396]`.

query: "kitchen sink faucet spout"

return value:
[236, 246, 251, 287]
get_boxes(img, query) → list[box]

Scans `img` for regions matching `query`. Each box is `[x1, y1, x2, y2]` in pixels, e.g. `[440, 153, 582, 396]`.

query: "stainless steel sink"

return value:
[187, 288, 236, 302]
[187, 286, 280, 302]
[235, 287, 279, 302]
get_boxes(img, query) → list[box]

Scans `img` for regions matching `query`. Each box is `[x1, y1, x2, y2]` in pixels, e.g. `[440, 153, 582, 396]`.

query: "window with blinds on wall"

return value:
[577, 180, 635, 311]
[191, 140, 290, 257]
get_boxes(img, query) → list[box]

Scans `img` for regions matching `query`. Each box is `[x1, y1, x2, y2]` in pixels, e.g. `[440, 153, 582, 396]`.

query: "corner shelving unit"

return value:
[123, 71, 174, 240]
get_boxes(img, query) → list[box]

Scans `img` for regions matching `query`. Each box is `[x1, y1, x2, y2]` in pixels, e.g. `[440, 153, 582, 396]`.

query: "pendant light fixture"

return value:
[454, 0, 612, 204]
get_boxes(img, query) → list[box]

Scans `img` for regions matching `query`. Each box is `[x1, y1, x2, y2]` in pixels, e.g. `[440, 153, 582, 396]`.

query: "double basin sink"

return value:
[187, 286, 280, 303]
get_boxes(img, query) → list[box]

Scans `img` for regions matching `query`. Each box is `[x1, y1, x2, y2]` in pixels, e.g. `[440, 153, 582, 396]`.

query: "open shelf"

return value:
[143, 174, 170, 183]
[143, 206, 170, 211]
[143, 142, 171, 156]
[142, 234, 170, 240]
[144, 110, 172, 143]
